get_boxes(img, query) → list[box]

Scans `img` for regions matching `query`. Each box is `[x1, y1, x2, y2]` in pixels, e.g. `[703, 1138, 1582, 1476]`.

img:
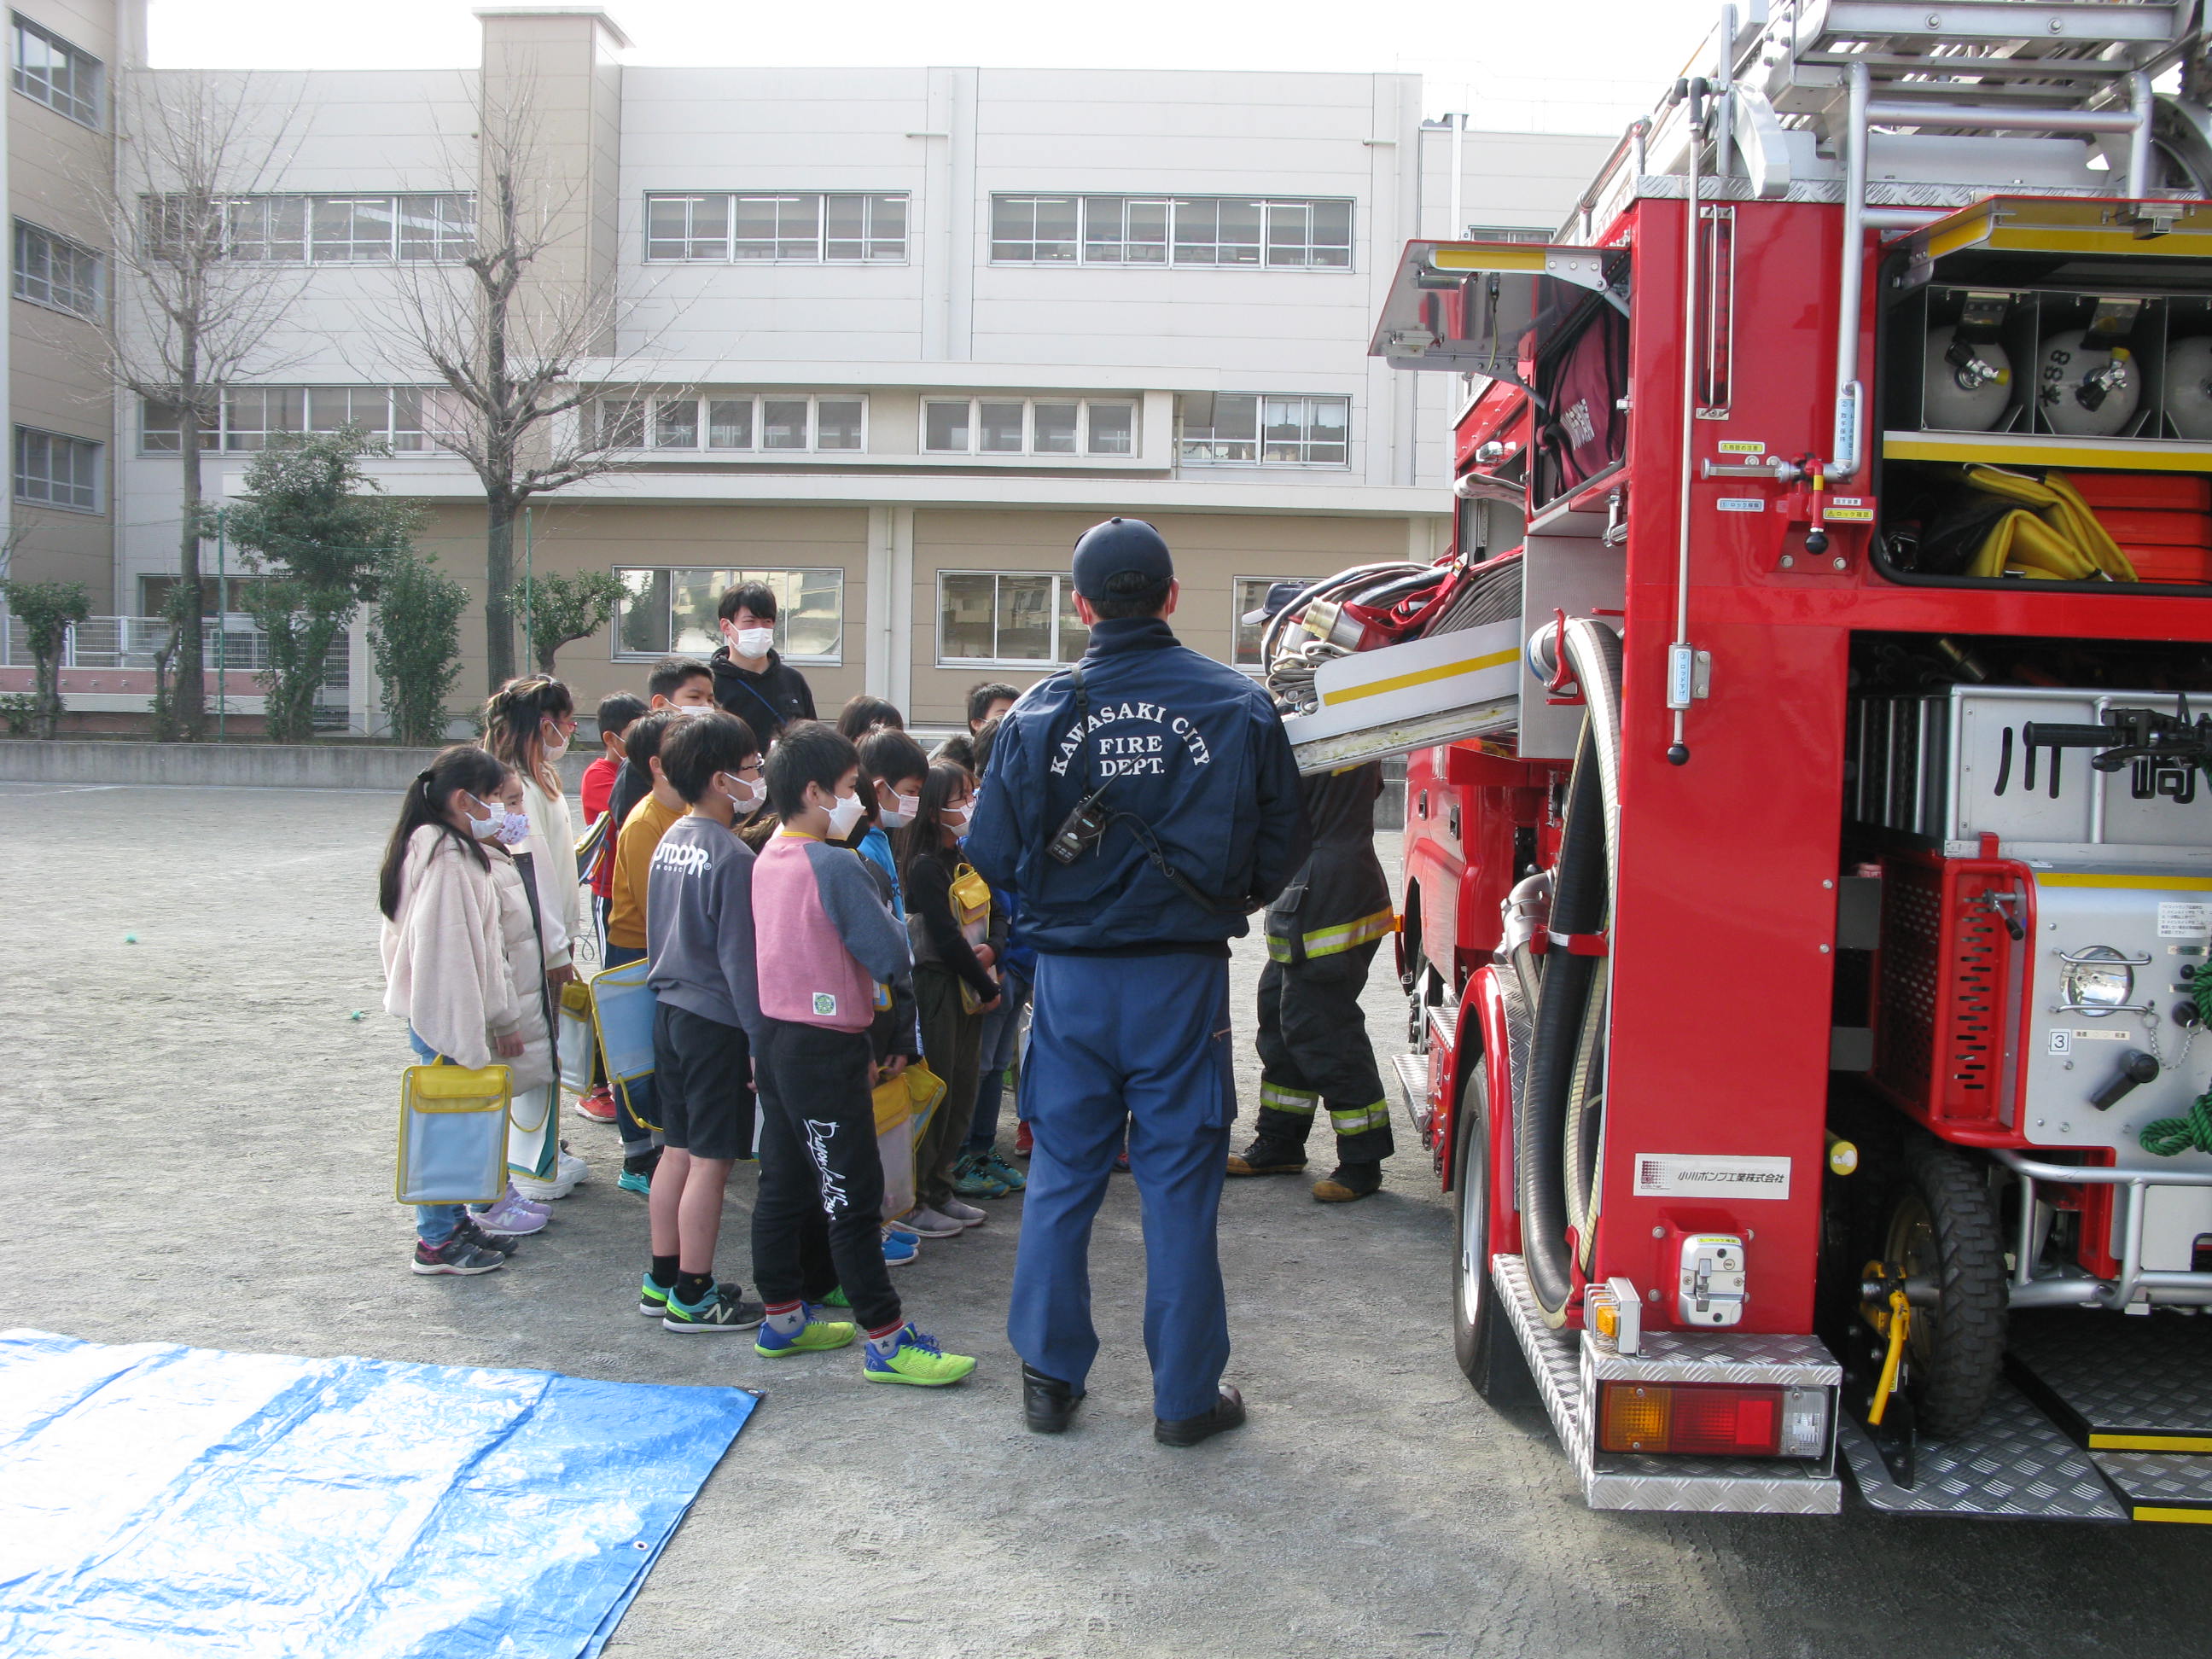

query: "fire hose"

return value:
[2142, 975, 2212, 1157]
[1516, 617, 1624, 1324]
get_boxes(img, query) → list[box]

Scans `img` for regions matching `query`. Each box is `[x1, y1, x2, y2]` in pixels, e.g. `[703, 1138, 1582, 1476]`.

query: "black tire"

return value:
[1452, 1063, 1533, 1403]
[1883, 1134, 2009, 1439]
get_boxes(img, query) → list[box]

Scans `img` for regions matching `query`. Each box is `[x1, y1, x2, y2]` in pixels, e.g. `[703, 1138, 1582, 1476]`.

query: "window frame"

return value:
[15, 424, 101, 513]
[10, 13, 101, 129]
[136, 387, 462, 455]
[641, 192, 911, 265]
[137, 193, 474, 265]
[919, 395, 1138, 459]
[600, 393, 870, 456]
[610, 565, 847, 666]
[935, 568, 1089, 669]
[13, 218, 103, 317]
[990, 194, 1353, 271]
[1177, 392, 1352, 469]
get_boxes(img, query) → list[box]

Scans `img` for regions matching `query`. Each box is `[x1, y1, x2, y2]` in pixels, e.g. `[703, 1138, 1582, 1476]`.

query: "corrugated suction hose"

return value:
[1516, 619, 1622, 1325]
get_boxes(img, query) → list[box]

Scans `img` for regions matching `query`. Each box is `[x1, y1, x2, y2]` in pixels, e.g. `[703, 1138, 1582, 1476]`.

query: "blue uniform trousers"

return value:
[1007, 950, 1235, 1422]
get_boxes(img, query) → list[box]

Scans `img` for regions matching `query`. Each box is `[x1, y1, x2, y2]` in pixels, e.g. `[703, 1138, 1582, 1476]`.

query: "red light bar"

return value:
[1598, 1381, 1785, 1456]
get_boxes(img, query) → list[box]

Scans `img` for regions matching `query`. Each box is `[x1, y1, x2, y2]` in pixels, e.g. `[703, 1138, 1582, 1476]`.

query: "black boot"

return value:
[1155, 1384, 1247, 1447]
[1022, 1363, 1084, 1434]
[1312, 1161, 1384, 1202]
[1226, 1135, 1307, 1177]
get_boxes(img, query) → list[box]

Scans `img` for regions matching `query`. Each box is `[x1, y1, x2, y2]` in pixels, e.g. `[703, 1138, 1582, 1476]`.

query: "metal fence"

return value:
[0, 611, 350, 717]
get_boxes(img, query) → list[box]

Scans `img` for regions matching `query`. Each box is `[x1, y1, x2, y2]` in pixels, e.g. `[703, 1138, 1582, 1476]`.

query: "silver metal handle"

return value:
[2047, 1002, 2157, 1017]
[2055, 948, 2152, 967]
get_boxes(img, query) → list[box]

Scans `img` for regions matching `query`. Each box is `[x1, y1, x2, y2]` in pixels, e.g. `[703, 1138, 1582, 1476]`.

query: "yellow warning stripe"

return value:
[1321, 649, 1520, 708]
[1883, 434, 2212, 474]
[2091, 1431, 2212, 1452]
[2040, 875, 2212, 892]
[1429, 245, 1551, 271]
[2132, 1505, 2212, 1525]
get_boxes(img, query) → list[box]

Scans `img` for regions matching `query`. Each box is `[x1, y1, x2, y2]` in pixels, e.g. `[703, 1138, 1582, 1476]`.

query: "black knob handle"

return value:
[2090, 1051, 2160, 1111]
[1666, 743, 1689, 766]
[1805, 527, 1831, 555]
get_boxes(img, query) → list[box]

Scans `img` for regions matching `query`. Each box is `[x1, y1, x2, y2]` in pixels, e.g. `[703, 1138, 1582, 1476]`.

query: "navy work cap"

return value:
[1071, 516, 1173, 600]
[1241, 579, 1308, 627]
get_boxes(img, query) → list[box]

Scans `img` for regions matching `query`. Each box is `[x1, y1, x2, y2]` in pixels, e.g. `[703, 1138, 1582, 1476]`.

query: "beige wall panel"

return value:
[400, 498, 870, 718]
[9, 312, 108, 431]
[905, 506, 1412, 725]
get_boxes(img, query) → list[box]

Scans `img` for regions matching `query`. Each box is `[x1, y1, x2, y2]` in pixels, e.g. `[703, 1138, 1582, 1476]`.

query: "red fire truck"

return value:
[1274, 2, 2212, 1521]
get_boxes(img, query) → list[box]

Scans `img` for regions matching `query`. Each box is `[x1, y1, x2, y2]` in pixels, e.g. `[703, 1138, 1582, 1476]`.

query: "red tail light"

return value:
[1598, 1382, 1784, 1455]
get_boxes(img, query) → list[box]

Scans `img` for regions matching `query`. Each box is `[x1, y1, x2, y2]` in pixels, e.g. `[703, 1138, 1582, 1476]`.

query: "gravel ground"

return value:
[4, 779, 2209, 1659]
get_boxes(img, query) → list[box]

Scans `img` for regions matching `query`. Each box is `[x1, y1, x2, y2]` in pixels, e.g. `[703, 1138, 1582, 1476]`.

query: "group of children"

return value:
[376, 643, 1033, 1390]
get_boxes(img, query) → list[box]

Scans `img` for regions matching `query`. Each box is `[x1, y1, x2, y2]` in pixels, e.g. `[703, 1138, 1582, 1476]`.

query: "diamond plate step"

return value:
[1837, 1382, 2127, 1522]
[2091, 1448, 2212, 1522]
[2007, 1309, 2212, 1452]
[1392, 1052, 1430, 1137]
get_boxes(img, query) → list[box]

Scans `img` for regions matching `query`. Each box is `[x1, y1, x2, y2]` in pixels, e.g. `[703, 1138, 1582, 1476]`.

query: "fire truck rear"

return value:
[1272, 2, 2212, 1521]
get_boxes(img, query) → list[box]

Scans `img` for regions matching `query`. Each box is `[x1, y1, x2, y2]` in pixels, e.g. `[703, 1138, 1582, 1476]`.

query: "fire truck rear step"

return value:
[2005, 1311, 2212, 1453]
[1837, 1382, 2129, 1522]
[2086, 1449, 2212, 1523]
[1490, 1254, 1844, 1515]
[1391, 1053, 1431, 1139]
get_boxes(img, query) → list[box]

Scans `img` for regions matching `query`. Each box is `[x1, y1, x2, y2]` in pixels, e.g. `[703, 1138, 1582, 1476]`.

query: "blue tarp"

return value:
[0, 1329, 757, 1658]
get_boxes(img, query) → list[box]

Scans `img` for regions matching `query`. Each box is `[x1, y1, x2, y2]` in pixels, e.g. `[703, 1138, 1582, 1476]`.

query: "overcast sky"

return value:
[144, 0, 1726, 135]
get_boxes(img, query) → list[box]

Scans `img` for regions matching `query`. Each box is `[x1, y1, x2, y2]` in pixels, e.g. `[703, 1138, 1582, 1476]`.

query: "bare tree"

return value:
[93, 71, 306, 741]
[376, 77, 663, 692]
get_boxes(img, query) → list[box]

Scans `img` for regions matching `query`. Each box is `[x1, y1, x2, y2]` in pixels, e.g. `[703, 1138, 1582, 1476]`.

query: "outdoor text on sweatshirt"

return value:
[646, 813, 764, 1038]
[753, 830, 911, 1032]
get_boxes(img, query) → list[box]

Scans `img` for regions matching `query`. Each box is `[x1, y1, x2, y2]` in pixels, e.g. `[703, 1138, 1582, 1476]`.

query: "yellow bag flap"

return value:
[872, 1075, 912, 1135]
[947, 863, 992, 925]
[561, 979, 595, 1015]
[904, 1061, 947, 1115]
[405, 1062, 510, 1110]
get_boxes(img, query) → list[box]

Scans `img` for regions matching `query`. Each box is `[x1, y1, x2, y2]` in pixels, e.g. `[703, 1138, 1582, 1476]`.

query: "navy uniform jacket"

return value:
[965, 616, 1310, 956]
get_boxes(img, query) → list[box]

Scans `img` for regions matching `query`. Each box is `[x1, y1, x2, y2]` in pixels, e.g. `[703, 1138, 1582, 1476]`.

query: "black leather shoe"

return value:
[1022, 1364, 1084, 1434]
[1155, 1384, 1246, 1447]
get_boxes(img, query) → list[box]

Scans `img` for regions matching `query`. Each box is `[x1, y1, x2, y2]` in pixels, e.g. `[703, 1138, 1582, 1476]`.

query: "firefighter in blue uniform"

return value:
[966, 518, 1307, 1445]
[1228, 584, 1398, 1201]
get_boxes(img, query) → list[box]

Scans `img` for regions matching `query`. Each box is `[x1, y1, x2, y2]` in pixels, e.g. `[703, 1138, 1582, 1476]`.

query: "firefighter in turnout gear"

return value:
[1229, 759, 1396, 1199]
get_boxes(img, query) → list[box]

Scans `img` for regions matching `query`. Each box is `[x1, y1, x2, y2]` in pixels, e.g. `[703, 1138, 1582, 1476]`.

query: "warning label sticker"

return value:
[1716, 498, 1766, 513]
[2049, 1028, 2130, 1054]
[1823, 505, 1875, 522]
[1717, 439, 1766, 454]
[2158, 901, 2212, 939]
[1633, 1153, 1792, 1201]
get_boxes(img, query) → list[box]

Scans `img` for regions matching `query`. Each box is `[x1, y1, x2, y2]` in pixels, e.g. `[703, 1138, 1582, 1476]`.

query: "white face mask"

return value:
[495, 810, 533, 848]
[463, 797, 503, 840]
[540, 719, 571, 760]
[731, 625, 776, 660]
[722, 773, 766, 816]
[824, 789, 867, 839]
[878, 790, 920, 830]
[942, 803, 973, 832]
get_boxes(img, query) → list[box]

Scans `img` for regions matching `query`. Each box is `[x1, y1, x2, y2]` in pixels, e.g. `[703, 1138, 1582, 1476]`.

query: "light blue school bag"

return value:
[395, 1062, 512, 1205]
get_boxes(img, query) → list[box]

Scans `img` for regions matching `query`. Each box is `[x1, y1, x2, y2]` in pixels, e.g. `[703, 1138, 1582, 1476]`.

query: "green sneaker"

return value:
[822, 1286, 852, 1308]
[638, 1274, 674, 1318]
[863, 1324, 977, 1388]
[979, 1150, 1027, 1192]
[951, 1154, 1008, 1199]
[755, 1318, 859, 1357]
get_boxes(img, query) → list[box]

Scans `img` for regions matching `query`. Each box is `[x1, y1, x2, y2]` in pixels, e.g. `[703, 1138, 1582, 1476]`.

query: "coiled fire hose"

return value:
[2142, 975, 2212, 1156]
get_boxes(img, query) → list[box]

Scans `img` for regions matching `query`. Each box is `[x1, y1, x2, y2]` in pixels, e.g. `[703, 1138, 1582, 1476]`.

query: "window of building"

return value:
[15, 425, 99, 511]
[140, 193, 474, 263]
[11, 14, 100, 127]
[643, 193, 907, 263]
[603, 393, 867, 454]
[922, 397, 1136, 458]
[938, 571, 1088, 667]
[1178, 393, 1349, 466]
[1462, 224, 1554, 244]
[138, 387, 463, 453]
[1231, 577, 1303, 668]
[13, 220, 102, 316]
[992, 195, 1351, 270]
[613, 567, 844, 663]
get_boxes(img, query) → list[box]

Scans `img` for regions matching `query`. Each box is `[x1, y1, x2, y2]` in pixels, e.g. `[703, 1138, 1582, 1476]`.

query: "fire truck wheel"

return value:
[1881, 1136, 2009, 1440]
[1453, 1064, 1532, 1403]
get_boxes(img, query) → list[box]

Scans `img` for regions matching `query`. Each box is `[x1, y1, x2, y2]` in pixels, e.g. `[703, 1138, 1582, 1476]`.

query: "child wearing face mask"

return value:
[602, 709, 692, 1194]
[482, 678, 587, 1200]
[899, 761, 1005, 1237]
[854, 725, 930, 1266]
[379, 746, 559, 1275]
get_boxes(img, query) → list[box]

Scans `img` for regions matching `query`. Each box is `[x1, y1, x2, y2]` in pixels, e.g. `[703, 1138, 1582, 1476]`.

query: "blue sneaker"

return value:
[638, 1274, 674, 1318]
[979, 1150, 1026, 1193]
[882, 1227, 918, 1267]
[754, 1306, 858, 1357]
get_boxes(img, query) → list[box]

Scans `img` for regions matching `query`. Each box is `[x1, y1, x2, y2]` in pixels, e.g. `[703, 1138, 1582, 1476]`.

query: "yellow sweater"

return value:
[609, 793, 684, 951]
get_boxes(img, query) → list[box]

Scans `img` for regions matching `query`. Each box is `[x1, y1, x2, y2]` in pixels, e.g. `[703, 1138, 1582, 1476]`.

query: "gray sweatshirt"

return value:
[645, 813, 763, 1039]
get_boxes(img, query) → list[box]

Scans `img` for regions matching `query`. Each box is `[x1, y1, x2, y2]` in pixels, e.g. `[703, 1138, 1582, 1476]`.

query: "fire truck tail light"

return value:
[1598, 1382, 1786, 1456]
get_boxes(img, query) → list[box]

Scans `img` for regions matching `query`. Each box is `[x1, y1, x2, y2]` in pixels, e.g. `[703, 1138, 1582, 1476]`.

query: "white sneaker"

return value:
[512, 1153, 586, 1203]
[940, 1196, 987, 1228]
[903, 1207, 965, 1238]
[556, 1146, 591, 1186]
[469, 1194, 548, 1234]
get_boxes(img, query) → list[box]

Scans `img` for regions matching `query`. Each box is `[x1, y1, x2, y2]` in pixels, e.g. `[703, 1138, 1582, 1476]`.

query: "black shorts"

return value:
[651, 1001, 755, 1161]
